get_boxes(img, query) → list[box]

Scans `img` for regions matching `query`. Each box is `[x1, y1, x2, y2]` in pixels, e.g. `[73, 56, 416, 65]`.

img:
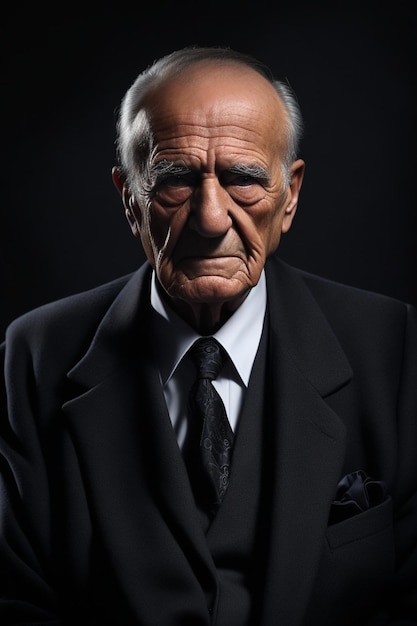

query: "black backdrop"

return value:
[3, 1, 416, 338]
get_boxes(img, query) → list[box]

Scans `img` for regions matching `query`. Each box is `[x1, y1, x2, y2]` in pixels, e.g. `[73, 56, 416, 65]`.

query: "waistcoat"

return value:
[205, 320, 270, 626]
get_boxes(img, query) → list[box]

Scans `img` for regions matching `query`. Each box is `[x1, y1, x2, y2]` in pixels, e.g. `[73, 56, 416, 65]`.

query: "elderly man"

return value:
[1, 46, 416, 625]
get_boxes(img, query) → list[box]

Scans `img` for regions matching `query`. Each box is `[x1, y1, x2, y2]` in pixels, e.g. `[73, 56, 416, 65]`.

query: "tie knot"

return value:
[189, 338, 225, 381]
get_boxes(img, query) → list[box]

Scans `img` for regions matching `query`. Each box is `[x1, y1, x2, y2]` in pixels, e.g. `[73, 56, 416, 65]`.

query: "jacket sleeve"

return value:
[386, 302, 417, 624]
[0, 322, 62, 624]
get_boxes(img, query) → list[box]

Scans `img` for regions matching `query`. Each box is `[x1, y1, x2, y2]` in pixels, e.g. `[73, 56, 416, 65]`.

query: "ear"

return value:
[282, 159, 305, 233]
[111, 166, 141, 239]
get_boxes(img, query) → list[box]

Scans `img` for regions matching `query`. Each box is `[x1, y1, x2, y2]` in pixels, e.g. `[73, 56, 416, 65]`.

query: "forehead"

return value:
[142, 62, 288, 159]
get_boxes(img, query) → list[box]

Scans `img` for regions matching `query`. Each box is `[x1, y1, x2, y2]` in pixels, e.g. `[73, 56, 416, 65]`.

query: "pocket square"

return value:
[329, 469, 387, 525]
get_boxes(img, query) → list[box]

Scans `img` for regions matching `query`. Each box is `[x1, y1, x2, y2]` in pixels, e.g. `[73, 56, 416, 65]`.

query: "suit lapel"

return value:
[259, 258, 351, 625]
[60, 257, 354, 622]
[62, 266, 217, 620]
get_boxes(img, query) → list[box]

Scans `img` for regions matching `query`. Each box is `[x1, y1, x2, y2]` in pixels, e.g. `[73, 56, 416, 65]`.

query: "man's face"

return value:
[116, 63, 304, 324]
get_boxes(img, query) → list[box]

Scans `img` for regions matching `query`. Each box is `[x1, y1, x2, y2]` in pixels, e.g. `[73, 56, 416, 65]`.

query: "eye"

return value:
[160, 173, 195, 188]
[232, 174, 257, 187]
[221, 172, 257, 187]
[154, 171, 198, 206]
[220, 168, 268, 206]
[156, 170, 199, 190]
[221, 167, 269, 189]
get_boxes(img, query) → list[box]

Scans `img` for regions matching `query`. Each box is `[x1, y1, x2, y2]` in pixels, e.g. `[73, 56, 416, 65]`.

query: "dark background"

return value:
[2, 1, 416, 338]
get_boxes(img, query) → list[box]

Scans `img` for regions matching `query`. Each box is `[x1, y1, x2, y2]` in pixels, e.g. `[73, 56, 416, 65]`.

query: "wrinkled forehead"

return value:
[141, 61, 289, 146]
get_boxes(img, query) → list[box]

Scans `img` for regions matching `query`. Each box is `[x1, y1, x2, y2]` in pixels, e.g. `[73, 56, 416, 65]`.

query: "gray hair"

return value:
[115, 46, 304, 193]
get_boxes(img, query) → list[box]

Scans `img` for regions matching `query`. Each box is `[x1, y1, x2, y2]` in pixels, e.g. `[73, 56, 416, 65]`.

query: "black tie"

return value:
[186, 337, 234, 515]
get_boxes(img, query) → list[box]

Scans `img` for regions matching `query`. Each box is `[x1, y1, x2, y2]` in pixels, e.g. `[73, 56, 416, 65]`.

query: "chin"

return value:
[174, 275, 250, 304]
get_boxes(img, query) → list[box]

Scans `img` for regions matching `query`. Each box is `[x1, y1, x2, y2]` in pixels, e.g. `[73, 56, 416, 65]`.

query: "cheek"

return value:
[242, 199, 285, 252]
[141, 201, 189, 264]
[132, 202, 166, 266]
[262, 189, 289, 252]
[265, 211, 285, 253]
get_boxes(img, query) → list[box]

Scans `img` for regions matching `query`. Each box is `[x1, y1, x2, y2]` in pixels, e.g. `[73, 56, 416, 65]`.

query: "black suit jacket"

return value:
[1, 256, 416, 625]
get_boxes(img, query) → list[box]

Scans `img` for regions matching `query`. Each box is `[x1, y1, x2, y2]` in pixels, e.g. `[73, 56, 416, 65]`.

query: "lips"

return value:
[178, 255, 244, 278]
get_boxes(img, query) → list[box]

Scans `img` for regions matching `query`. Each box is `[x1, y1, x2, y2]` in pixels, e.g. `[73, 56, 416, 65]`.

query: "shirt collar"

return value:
[150, 271, 267, 388]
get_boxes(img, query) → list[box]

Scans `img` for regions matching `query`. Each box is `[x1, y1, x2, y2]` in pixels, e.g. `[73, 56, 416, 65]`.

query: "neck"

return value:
[166, 293, 250, 335]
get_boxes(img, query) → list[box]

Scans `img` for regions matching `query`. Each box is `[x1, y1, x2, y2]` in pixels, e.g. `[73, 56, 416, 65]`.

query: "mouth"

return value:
[178, 255, 245, 278]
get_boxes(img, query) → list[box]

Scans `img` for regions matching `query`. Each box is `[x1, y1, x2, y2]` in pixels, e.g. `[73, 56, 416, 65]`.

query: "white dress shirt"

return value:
[150, 271, 267, 448]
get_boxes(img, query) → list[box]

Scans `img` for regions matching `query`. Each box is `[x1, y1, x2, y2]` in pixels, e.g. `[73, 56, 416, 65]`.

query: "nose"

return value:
[189, 178, 233, 237]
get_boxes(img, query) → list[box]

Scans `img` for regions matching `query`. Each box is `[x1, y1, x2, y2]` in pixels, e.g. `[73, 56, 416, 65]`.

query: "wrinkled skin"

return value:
[113, 62, 305, 334]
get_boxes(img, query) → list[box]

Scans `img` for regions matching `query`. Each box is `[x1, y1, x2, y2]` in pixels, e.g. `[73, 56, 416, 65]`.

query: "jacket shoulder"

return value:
[299, 266, 413, 319]
[3, 273, 136, 358]
[10, 273, 132, 327]
[267, 256, 415, 350]
[274, 257, 413, 317]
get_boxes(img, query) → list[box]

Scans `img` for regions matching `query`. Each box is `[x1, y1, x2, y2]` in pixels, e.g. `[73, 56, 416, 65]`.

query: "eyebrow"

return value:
[151, 160, 193, 179]
[227, 163, 271, 184]
[150, 160, 271, 184]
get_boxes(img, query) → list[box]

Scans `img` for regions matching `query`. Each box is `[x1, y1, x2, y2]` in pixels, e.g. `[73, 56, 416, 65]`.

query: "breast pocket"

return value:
[324, 495, 395, 589]
[306, 497, 395, 625]
[326, 494, 393, 552]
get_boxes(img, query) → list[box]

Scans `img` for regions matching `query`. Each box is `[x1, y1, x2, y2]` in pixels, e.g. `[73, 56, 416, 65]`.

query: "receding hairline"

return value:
[140, 58, 288, 116]
[140, 46, 276, 83]
[122, 46, 285, 112]
[116, 46, 304, 187]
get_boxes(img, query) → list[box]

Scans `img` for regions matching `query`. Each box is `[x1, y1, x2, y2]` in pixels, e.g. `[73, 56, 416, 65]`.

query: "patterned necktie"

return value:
[186, 337, 234, 515]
